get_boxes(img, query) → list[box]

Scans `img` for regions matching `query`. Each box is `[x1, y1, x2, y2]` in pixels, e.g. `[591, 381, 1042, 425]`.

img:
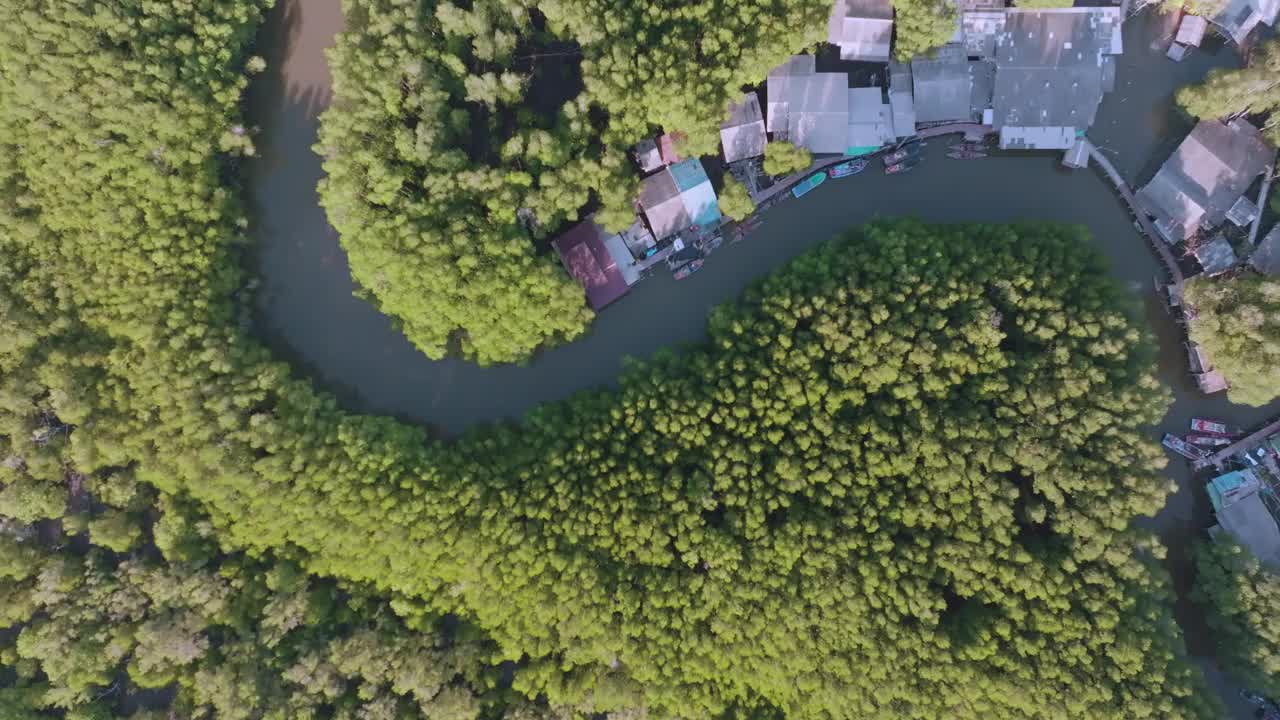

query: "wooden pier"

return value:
[1193, 416, 1280, 471]
[1085, 140, 1185, 294]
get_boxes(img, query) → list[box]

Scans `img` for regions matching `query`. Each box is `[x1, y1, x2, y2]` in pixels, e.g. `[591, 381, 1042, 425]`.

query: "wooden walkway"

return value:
[1085, 140, 1185, 293]
[1194, 416, 1280, 470]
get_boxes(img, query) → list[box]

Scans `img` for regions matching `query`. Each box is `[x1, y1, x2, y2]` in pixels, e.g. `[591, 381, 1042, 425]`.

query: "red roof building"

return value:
[552, 221, 631, 311]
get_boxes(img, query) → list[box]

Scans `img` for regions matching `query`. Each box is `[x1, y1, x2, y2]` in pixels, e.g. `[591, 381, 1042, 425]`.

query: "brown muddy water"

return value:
[244, 2, 1278, 715]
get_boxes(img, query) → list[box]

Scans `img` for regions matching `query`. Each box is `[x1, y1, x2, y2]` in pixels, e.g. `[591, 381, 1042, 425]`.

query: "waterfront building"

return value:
[1136, 118, 1272, 244]
[720, 93, 768, 164]
[1191, 234, 1239, 276]
[828, 0, 894, 62]
[1176, 14, 1208, 46]
[638, 158, 721, 241]
[1210, 0, 1280, 45]
[552, 220, 632, 311]
[634, 138, 663, 174]
[846, 87, 896, 155]
[1187, 341, 1229, 394]
[1206, 468, 1280, 568]
[990, 8, 1124, 150]
[911, 45, 972, 124]
[765, 56, 849, 154]
[962, 10, 1007, 59]
[888, 62, 917, 137]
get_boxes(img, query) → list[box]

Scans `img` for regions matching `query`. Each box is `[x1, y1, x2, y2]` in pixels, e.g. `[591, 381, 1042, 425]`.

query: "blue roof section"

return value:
[669, 158, 711, 192]
[1208, 469, 1258, 513]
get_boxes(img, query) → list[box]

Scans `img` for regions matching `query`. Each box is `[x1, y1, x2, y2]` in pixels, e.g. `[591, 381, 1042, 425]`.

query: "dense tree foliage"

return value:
[892, 0, 958, 60]
[1192, 540, 1280, 698]
[0, 476, 584, 718]
[717, 176, 756, 220]
[1176, 37, 1280, 144]
[1185, 274, 1280, 406]
[319, 0, 833, 363]
[0, 0, 1227, 718]
[763, 140, 813, 176]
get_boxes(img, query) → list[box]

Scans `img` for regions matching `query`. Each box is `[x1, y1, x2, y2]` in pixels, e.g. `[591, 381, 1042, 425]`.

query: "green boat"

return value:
[790, 171, 827, 198]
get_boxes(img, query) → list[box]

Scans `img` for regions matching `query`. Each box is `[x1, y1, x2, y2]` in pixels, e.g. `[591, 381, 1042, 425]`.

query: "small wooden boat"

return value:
[947, 150, 988, 160]
[885, 156, 921, 175]
[1187, 433, 1233, 447]
[1163, 433, 1207, 460]
[1190, 418, 1233, 436]
[673, 258, 703, 280]
[791, 172, 827, 198]
[828, 158, 869, 179]
[949, 141, 988, 152]
[882, 143, 921, 165]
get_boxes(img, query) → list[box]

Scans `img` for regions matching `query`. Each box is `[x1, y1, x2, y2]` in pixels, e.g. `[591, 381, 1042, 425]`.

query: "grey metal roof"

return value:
[720, 93, 767, 163]
[963, 11, 1007, 59]
[1136, 119, 1272, 241]
[767, 70, 850, 154]
[912, 47, 971, 124]
[1251, 225, 1280, 275]
[847, 88, 895, 150]
[889, 62, 917, 137]
[1176, 14, 1208, 46]
[638, 171, 691, 241]
[1218, 489, 1280, 569]
[1227, 195, 1260, 226]
[968, 60, 995, 120]
[829, 0, 894, 62]
[1193, 234, 1239, 276]
[1211, 0, 1278, 44]
[991, 10, 1121, 137]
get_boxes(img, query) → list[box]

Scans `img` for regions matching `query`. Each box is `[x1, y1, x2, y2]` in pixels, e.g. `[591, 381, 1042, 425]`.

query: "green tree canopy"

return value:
[1185, 274, 1280, 406]
[1176, 37, 1280, 144]
[763, 140, 813, 176]
[717, 176, 756, 220]
[1192, 540, 1280, 698]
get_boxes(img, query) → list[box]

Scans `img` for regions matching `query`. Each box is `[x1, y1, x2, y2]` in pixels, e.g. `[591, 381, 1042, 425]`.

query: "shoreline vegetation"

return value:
[0, 0, 1276, 718]
[316, 0, 834, 364]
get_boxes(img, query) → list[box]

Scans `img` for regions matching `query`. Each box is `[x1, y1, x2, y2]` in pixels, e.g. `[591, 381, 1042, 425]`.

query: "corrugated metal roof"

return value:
[552, 221, 631, 311]
[1176, 14, 1208, 46]
[1217, 488, 1280, 569]
[720, 93, 767, 164]
[1194, 234, 1239, 275]
[1137, 119, 1272, 241]
[912, 48, 971, 124]
[889, 66, 917, 138]
[829, 0, 894, 62]
[991, 9, 1121, 138]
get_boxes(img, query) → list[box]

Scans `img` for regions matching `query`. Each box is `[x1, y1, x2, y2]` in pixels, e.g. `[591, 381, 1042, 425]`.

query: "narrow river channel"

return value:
[245, 2, 1279, 714]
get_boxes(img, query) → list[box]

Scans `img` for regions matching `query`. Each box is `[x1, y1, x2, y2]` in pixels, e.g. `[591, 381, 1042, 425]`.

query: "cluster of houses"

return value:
[550, 0, 1278, 314]
[552, 0, 1136, 310]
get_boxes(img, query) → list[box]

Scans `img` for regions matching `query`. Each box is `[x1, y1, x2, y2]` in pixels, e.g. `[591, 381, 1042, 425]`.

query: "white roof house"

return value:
[766, 57, 850, 155]
[847, 87, 896, 154]
[719, 93, 767, 163]
[829, 0, 895, 63]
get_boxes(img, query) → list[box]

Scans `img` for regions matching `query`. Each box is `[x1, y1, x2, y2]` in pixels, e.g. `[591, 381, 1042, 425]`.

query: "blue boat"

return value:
[828, 158, 869, 179]
[791, 172, 827, 198]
